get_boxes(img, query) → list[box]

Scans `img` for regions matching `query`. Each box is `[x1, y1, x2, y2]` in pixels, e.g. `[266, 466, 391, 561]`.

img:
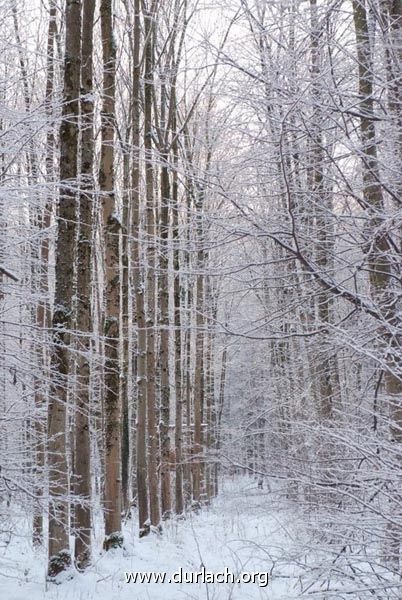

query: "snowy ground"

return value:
[1, 477, 302, 599]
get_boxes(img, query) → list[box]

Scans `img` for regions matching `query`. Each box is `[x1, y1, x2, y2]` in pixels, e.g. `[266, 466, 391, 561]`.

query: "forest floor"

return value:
[1, 477, 302, 599]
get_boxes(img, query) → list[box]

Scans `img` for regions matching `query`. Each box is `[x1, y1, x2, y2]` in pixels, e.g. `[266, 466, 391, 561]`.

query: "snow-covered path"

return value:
[2, 478, 301, 599]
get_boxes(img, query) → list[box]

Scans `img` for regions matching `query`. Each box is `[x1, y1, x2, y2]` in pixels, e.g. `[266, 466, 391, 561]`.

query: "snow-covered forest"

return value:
[2, 0, 402, 598]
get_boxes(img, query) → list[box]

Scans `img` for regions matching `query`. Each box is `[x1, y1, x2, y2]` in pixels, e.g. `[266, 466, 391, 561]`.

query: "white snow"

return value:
[0, 477, 300, 599]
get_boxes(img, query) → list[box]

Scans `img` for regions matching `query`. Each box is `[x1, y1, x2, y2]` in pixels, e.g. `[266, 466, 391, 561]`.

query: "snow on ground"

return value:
[1, 477, 301, 599]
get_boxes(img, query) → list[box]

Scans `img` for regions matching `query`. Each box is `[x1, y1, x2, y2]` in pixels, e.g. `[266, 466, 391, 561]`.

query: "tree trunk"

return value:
[159, 156, 172, 519]
[33, 0, 56, 548]
[121, 148, 130, 517]
[182, 196, 193, 507]
[100, 0, 122, 551]
[192, 200, 205, 505]
[47, 0, 81, 580]
[131, 0, 149, 538]
[215, 345, 227, 496]
[309, 0, 335, 422]
[74, 0, 95, 571]
[173, 144, 184, 515]
[143, 0, 161, 531]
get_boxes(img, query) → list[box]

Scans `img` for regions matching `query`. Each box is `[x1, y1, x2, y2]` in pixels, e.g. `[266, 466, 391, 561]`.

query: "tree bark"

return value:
[33, 0, 57, 548]
[132, 0, 150, 538]
[192, 191, 205, 505]
[100, 0, 122, 551]
[121, 148, 130, 517]
[47, 0, 81, 580]
[159, 156, 172, 519]
[74, 0, 95, 570]
[173, 141, 184, 515]
[143, 0, 161, 531]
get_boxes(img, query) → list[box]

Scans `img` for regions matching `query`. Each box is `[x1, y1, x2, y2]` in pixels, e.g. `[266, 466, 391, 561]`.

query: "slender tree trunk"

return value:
[33, 0, 57, 547]
[159, 155, 172, 519]
[215, 345, 227, 496]
[74, 0, 95, 570]
[310, 0, 334, 422]
[182, 195, 193, 507]
[47, 0, 81, 580]
[143, 0, 161, 531]
[205, 307, 215, 500]
[173, 144, 184, 515]
[192, 200, 205, 505]
[121, 148, 131, 517]
[100, 0, 122, 551]
[131, 0, 149, 538]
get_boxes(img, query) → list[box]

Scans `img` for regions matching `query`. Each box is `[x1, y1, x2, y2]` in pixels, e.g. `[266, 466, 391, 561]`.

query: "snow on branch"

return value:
[0, 265, 18, 282]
